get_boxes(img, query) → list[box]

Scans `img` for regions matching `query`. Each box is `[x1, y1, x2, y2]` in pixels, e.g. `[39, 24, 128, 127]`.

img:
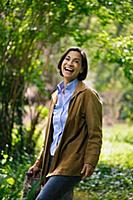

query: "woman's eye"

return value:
[65, 57, 70, 61]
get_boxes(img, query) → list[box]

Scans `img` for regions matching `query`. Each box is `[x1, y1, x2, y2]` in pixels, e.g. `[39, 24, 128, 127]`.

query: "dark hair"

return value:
[58, 47, 88, 81]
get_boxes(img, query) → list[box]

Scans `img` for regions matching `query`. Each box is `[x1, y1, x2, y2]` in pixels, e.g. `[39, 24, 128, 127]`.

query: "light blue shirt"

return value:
[50, 79, 78, 156]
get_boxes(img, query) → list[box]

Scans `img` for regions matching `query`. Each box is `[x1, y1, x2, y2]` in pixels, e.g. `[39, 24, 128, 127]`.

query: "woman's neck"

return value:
[63, 78, 77, 93]
[63, 79, 69, 91]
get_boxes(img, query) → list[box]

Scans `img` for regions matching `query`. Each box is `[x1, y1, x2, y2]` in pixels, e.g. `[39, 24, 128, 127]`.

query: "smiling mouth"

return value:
[64, 67, 74, 72]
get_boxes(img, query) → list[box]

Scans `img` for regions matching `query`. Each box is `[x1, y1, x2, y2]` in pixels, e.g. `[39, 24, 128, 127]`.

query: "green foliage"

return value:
[76, 165, 133, 200]
[75, 123, 133, 200]
[119, 89, 133, 121]
[0, 152, 35, 200]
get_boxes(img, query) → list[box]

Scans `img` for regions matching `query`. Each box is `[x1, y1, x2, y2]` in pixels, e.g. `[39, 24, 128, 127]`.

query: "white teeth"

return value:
[65, 67, 73, 72]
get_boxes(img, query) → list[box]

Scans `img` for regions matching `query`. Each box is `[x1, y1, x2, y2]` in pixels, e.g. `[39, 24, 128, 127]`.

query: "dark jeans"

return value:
[35, 175, 80, 200]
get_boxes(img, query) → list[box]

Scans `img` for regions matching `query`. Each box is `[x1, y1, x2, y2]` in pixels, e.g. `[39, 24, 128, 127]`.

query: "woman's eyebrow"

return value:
[66, 55, 80, 60]
[74, 58, 80, 60]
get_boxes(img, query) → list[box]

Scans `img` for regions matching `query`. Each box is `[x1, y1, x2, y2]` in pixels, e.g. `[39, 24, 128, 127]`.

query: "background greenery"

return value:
[0, 0, 133, 199]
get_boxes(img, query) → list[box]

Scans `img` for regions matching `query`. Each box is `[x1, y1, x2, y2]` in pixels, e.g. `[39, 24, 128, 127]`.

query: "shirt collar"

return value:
[57, 79, 78, 94]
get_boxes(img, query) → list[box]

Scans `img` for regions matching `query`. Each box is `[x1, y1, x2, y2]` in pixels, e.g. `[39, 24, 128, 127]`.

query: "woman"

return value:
[28, 47, 102, 200]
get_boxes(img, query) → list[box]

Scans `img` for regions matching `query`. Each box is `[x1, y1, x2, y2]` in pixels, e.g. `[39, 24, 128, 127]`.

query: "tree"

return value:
[0, 0, 133, 160]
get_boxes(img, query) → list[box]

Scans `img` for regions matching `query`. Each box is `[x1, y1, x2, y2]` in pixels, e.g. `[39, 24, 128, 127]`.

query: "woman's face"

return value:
[61, 51, 83, 83]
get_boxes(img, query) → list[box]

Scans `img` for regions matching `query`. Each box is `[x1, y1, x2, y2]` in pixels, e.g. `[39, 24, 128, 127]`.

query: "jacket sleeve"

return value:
[84, 89, 102, 168]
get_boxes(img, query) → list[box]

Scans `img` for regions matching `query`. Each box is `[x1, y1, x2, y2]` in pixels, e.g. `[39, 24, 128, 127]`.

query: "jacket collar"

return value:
[51, 90, 58, 104]
[72, 81, 87, 99]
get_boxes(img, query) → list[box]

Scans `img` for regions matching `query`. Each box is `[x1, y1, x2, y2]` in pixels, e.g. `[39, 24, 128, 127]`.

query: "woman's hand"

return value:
[81, 164, 94, 179]
[27, 165, 39, 176]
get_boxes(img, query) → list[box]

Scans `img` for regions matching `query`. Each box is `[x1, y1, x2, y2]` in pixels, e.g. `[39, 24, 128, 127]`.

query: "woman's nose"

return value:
[67, 60, 73, 65]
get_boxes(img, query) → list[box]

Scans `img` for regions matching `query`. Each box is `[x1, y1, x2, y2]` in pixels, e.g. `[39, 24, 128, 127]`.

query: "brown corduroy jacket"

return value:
[34, 81, 102, 182]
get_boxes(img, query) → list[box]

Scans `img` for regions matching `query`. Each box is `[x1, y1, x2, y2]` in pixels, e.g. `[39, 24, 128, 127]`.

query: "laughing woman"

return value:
[28, 47, 102, 200]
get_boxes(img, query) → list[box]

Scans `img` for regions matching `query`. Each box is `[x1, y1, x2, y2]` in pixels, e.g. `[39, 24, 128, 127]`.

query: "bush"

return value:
[76, 164, 133, 200]
[0, 152, 35, 200]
